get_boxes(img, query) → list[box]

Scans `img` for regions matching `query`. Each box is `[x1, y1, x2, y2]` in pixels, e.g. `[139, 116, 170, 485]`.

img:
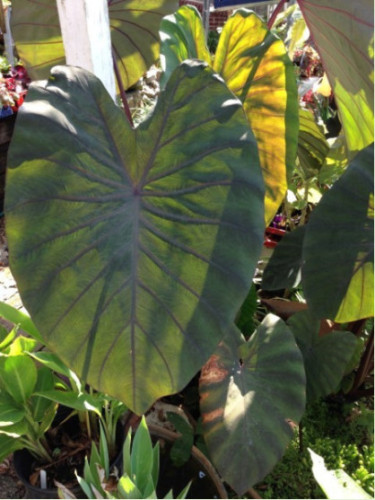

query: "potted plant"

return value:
[2, 0, 373, 497]
[59, 417, 195, 498]
[0, 302, 127, 498]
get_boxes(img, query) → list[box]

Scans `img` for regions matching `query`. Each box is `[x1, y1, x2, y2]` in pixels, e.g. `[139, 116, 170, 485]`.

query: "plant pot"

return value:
[13, 447, 82, 499]
[13, 408, 124, 499]
[148, 423, 228, 499]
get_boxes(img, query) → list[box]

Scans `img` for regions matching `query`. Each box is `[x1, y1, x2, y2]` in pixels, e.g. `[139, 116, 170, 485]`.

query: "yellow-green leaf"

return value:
[213, 10, 299, 225]
[298, 0, 374, 153]
[160, 7, 299, 225]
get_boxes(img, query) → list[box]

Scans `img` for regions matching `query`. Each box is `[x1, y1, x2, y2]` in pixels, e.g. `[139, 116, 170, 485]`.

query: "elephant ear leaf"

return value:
[298, 0, 374, 153]
[199, 316, 305, 494]
[213, 10, 299, 225]
[298, 109, 329, 178]
[11, 0, 178, 89]
[5, 62, 264, 415]
[159, 5, 211, 88]
[302, 144, 374, 322]
[160, 8, 299, 226]
[109, 0, 179, 90]
[287, 310, 359, 402]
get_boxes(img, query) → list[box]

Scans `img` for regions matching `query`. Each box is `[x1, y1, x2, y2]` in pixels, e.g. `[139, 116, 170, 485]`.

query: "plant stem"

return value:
[298, 422, 304, 453]
[112, 52, 134, 127]
[350, 327, 374, 395]
[21, 437, 53, 463]
[267, 0, 288, 29]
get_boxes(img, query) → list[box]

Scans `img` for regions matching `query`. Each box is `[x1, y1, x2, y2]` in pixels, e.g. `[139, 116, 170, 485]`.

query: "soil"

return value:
[0, 457, 25, 499]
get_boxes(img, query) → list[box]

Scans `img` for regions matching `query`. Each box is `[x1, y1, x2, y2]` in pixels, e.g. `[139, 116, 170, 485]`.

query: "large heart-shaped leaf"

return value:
[287, 310, 359, 402]
[302, 144, 374, 322]
[199, 316, 305, 494]
[11, 0, 178, 89]
[160, 6, 299, 225]
[298, 0, 374, 153]
[5, 63, 264, 414]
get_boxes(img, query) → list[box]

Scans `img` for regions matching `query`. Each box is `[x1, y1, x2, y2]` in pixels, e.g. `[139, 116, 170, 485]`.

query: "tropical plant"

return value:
[57, 417, 191, 499]
[3, 0, 374, 496]
[0, 302, 127, 461]
[0, 311, 59, 463]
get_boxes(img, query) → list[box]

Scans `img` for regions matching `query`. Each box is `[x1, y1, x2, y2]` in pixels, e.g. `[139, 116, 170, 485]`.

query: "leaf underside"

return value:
[5, 63, 265, 414]
[160, 6, 299, 225]
[298, 0, 374, 153]
[11, 0, 178, 89]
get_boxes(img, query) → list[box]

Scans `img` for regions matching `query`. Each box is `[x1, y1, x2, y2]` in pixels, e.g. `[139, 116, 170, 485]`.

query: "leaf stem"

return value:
[112, 52, 134, 128]
[267, 0, 288, 29]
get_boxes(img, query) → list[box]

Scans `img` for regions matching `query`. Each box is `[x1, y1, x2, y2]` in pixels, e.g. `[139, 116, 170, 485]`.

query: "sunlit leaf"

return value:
[5, 63, 264, 414]
[298, 0, 374, 153]
[159, 5, 211, 88]
[297, 109, 329, 179]
[309, 448, 372, 500]
[199, 316, 305, 494]
[160, 7, 299, 225]
[302, 144, 374, 321]
[214, 10, 299, 225]
[11, 0, 178, 89]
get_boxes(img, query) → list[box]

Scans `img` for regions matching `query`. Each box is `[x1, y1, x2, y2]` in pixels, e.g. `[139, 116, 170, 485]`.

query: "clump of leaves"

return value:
[257, 398, 374, 498]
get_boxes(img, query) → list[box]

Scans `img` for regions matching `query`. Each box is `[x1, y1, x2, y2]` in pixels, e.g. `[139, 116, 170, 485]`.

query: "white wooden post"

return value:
[56, 0, 116, 101]
[2, 4, 15, 68]
[202, 0, 210, 38]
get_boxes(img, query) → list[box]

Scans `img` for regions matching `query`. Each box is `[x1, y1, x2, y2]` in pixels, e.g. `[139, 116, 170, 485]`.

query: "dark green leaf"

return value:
[262, 226, 305, 291]
[166, 412, 193, 467]
[235, 282, 257, 337]
[302, 144, 374, 321]
[5, 63, 264, 414]
[199, 316, 305, 494]
[287, 310, 359, 401]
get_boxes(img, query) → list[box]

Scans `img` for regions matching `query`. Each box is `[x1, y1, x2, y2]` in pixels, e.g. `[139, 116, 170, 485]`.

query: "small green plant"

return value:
[257, 398, 374, 498]
[57, 417, 191, 499]
[0, 302, 127, 465]
[0, 320, 58, 463]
